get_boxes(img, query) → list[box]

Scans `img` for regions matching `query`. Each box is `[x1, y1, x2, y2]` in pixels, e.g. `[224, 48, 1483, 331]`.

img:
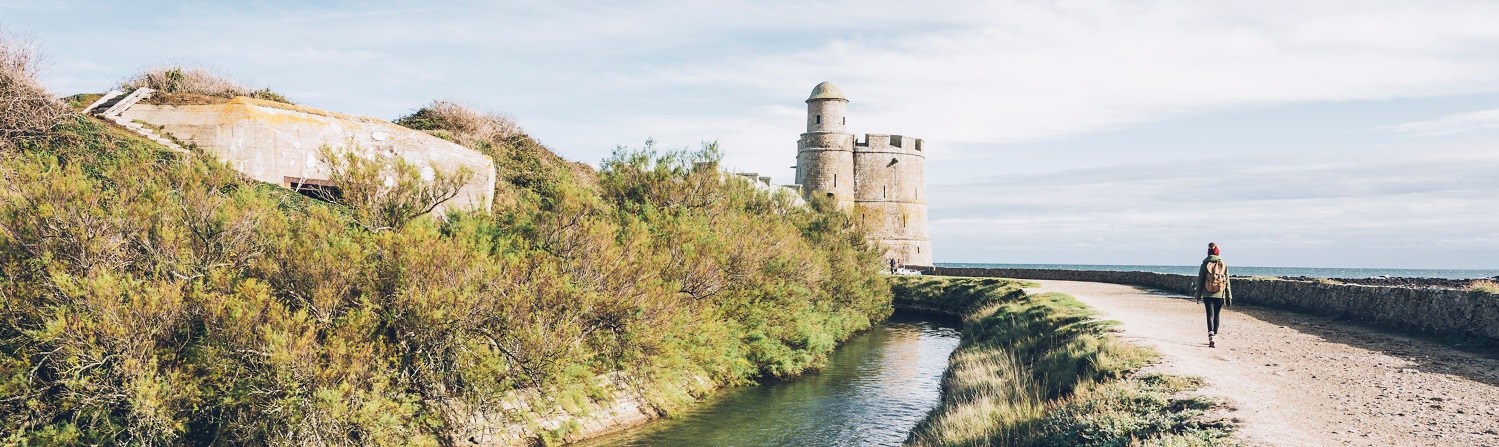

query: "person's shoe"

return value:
[1208, 333, 1216, 348]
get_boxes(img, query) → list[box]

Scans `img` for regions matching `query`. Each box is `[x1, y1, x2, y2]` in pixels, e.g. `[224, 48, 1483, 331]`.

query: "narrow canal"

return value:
[580, 313, 961, 447]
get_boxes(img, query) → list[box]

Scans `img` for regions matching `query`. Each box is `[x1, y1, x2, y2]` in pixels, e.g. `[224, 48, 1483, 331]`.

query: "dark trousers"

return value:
[1203, 298, 1225, 334]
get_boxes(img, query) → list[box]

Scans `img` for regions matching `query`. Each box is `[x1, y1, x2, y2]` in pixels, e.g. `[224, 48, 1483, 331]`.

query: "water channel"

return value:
[580, 313, 962, 447]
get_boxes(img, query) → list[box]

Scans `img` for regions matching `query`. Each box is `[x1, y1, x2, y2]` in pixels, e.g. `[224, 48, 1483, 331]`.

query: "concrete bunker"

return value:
[90, 90, 495, 214]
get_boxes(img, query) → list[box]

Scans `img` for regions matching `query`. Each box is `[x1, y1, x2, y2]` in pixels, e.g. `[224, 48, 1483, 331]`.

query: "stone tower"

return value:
[795, 81, 933, 267]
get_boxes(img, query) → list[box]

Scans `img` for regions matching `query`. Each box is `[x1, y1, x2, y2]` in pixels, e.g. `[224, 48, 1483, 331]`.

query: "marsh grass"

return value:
[894, 277, 1239, 446]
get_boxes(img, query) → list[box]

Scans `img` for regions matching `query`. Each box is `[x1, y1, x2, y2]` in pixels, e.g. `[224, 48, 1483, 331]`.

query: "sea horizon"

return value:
[934, 263, 1499, 280]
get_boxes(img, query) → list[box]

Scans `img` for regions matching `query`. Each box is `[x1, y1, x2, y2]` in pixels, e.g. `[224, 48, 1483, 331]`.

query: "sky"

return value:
[5, 0, 1498, 269]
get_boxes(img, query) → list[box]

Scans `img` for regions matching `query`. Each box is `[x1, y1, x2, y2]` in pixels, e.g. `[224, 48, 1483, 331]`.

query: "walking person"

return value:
[889, 258, 897, 274]
[1194, 242, 1232, 348]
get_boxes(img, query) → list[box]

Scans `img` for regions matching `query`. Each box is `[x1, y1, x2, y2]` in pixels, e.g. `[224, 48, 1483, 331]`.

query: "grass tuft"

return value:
[119, 65, 290, 103]
[394, 100, 523, 148]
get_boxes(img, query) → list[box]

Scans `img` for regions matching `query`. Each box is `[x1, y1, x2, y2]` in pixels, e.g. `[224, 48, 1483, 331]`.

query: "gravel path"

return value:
[1029, 280, 1499, 447]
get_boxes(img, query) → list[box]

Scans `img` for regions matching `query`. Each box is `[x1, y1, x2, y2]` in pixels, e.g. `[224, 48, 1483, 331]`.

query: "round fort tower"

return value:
[795, 81, 933, 267]
[796, 81, 856, 207]
[852, 133, 932, 267]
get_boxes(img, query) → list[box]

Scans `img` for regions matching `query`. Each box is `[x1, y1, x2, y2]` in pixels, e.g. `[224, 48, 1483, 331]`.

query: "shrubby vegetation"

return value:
[394, 100, 523, 149]
[0, 82, 888, 444]
[1470, 279, 1499, 295]
[893, 277, 1238, 446]
[119, 66, 290, 103]
[0, 30, 69, 150]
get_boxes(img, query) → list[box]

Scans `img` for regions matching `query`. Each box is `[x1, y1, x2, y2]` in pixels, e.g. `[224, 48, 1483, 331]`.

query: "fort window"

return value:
[915, 140, 923, 151]
[890, 135, 902, 148]
[816, 115, 821, 124]
[833, 174, 837, 188]
[285, 177, 342, 202]
[882, 185, 887, 198]
[842, 117, 845, 124]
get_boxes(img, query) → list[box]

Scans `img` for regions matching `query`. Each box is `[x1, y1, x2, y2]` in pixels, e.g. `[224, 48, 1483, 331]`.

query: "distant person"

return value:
[1195, 242, 1232, 348]
[890, 258, 897, 274]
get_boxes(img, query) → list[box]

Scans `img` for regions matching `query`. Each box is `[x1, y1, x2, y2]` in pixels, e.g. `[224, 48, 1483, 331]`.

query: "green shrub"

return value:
[0, 98, 890, 445]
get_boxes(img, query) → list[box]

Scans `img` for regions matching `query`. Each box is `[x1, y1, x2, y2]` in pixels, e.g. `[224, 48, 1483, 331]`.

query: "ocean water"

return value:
[935, 263, 1499, 280]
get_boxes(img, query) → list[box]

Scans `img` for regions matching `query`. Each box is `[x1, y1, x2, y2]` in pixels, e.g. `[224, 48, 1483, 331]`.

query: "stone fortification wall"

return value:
[796, 132, 856, 205]
[795, 146, 854, 204]
[855, 202, 930, 239]
[799, 132, 855, 150]
[850, 132, 931, 265]
[854, 202, 932, 265]
[852, 135, 925, 203]
[120, 96, 495, 213]
[927, 267, 1499, 343]
[855, 133, 923, 153]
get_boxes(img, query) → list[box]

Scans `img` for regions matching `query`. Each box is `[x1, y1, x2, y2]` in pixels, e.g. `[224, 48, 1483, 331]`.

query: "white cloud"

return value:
[1394, 108, 1499, 135]
[928, 143, 1499, 267]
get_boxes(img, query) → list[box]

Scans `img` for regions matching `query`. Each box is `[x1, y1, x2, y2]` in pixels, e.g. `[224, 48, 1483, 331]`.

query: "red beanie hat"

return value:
[1208, 242, 1220, 256]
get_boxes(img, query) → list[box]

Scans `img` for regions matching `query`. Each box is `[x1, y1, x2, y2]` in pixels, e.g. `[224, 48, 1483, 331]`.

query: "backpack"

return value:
[1204, 260, 1228, 293]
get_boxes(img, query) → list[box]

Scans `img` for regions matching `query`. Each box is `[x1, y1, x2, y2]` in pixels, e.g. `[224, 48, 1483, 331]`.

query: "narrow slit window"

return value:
[882, 185, 887, 199]
[833, 174, 837, 188]
[816, 115, 821, 124]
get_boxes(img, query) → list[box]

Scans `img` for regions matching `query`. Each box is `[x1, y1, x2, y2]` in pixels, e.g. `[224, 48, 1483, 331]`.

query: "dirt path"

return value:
[1028, 280, 1499, 447]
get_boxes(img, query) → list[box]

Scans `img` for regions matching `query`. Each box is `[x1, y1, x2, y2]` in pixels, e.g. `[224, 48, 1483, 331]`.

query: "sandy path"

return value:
[1028, 280, 1499, 447]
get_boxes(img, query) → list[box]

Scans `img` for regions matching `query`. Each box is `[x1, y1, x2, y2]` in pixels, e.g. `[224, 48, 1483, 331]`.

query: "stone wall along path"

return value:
[1030, 280, 1499, 447]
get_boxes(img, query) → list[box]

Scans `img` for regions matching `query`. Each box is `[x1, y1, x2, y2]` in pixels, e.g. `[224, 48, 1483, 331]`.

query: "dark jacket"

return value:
[1195, 255, 1232, 304]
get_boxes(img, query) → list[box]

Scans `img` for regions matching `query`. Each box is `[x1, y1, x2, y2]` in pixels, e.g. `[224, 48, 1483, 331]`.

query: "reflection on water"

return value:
[580, 314, 961, 447]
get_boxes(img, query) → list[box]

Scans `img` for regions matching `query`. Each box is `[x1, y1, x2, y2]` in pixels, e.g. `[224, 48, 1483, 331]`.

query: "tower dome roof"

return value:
[807, 81, 847, 101]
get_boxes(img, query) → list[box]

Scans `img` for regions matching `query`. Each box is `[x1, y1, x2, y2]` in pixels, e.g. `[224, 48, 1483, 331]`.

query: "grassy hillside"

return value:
[0, 88, 889, 445]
